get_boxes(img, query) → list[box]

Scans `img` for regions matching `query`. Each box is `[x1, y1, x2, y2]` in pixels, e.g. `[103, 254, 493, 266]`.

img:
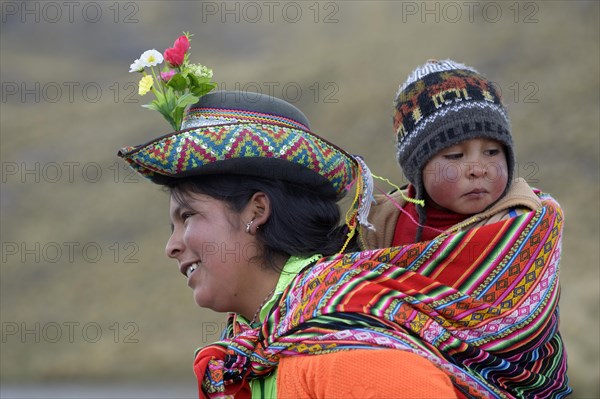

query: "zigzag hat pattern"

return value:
[119, 118, 356, 196]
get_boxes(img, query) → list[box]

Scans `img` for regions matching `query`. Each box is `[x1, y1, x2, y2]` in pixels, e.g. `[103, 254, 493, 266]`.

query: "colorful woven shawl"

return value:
[194, 193, 571, 399]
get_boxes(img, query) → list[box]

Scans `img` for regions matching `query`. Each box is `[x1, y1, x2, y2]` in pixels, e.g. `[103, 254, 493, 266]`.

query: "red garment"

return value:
[393, 185, 469, 245]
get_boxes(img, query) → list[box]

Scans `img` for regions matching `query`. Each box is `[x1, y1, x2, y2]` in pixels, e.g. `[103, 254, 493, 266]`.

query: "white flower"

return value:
[129, 58, 144, 73]
[139, 49, 164, 68]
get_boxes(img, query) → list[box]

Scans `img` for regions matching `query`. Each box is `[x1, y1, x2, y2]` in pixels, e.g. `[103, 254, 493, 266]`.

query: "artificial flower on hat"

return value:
[120, 33, 378, 250]
[128, 32, 216, 131]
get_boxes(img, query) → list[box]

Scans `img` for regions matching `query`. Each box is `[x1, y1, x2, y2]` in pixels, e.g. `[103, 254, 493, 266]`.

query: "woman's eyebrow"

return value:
[169, 204, 188, 230]
[170, 204, 182, 219]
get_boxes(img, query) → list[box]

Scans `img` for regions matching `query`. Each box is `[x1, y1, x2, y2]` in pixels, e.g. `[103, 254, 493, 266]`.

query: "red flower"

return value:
[164, 35, 190, 67]
[164, 47, 185, 67]
[173, 35, 190, 53]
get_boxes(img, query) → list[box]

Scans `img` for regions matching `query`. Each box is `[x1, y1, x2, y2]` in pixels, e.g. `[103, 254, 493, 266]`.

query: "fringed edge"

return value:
[338, 155, 377, 254]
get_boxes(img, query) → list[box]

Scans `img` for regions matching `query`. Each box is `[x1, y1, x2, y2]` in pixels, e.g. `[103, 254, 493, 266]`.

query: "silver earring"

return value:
[245, 220, 254, 234]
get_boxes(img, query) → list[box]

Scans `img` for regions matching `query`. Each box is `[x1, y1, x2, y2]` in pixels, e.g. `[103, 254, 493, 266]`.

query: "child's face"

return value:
[422, 138, 508, 215]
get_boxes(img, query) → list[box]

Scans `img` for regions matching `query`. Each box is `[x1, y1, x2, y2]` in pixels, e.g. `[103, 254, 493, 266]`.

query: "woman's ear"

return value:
[246, 192, 270, 233]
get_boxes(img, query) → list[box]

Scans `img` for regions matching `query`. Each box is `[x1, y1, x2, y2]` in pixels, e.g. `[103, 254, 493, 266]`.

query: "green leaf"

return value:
[142, 102, 160, 112]
[166, 73, 187, 92]
[176, 93, 199, 108]
[172, 107, 186, 131]
[190, 82, 217, 98]
[141, 97, 176, 130]
[151, 90, 166, 105]
[188, 73, 212, 86]
[163, 87, 178, 110]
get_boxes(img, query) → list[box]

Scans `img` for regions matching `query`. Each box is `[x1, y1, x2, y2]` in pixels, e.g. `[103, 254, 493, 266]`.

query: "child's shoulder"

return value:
[491, 178, 543, 214]
[470, 178, 559, 228]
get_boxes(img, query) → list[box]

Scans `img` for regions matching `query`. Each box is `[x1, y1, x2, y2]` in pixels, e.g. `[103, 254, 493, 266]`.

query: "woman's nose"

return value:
[165, 230, 183, 259]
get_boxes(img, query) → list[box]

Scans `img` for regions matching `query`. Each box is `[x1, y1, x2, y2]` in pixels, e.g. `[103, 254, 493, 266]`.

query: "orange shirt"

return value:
[277, 349, 458, 399]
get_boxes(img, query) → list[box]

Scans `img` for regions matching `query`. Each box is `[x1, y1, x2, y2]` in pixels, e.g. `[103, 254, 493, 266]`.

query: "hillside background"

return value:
[1, 1, 599, 398]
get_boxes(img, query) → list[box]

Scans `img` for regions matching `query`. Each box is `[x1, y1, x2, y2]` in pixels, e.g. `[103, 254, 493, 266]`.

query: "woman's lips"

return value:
[179, 261, 200, 278]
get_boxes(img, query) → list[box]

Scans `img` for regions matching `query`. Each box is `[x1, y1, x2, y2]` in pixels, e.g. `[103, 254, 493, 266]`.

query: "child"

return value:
[363, 59, 542, 248]
[360, 59, 572, 398]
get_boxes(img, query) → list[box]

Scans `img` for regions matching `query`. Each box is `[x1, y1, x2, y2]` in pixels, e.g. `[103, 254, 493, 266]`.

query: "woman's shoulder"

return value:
[277, 349, 457, 399]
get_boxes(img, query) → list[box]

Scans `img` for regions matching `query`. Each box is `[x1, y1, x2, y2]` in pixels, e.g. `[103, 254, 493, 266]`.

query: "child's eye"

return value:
[485, 149, 501, 156]
[444, 153, 463, 160]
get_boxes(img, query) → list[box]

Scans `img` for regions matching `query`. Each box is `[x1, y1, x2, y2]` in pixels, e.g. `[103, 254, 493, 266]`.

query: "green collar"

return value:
[257, 254, 322, 324]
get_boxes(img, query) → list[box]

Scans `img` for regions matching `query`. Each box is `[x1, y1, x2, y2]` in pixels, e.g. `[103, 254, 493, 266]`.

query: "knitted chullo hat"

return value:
[393, 59, 514, 239]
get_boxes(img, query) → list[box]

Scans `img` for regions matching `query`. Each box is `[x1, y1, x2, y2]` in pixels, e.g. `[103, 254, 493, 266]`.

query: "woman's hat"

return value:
[118, 91, 359, 198]
[118, 90, 375, 244]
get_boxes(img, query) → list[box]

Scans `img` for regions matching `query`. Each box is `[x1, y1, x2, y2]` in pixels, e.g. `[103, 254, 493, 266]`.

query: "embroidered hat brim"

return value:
[117, 91, 358, 197]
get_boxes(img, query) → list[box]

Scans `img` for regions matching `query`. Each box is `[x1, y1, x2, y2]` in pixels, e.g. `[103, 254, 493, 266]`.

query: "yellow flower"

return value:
[138, 75, 153, 96]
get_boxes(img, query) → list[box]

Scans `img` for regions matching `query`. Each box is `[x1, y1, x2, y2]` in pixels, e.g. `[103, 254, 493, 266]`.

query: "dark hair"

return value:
[165, 175, 357, 271]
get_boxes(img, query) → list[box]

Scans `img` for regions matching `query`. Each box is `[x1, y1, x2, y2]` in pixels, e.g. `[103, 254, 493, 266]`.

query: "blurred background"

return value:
[1, 1, 598, 398]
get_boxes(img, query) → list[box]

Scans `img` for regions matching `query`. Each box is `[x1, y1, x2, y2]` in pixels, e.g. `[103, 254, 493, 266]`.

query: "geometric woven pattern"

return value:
[118, 122, 357, 196]
[194, 192, 571, 399]
[184, 107, 311, 131]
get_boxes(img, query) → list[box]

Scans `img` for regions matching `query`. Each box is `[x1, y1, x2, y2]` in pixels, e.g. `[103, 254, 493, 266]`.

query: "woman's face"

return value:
[165, 191, 260, 313]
